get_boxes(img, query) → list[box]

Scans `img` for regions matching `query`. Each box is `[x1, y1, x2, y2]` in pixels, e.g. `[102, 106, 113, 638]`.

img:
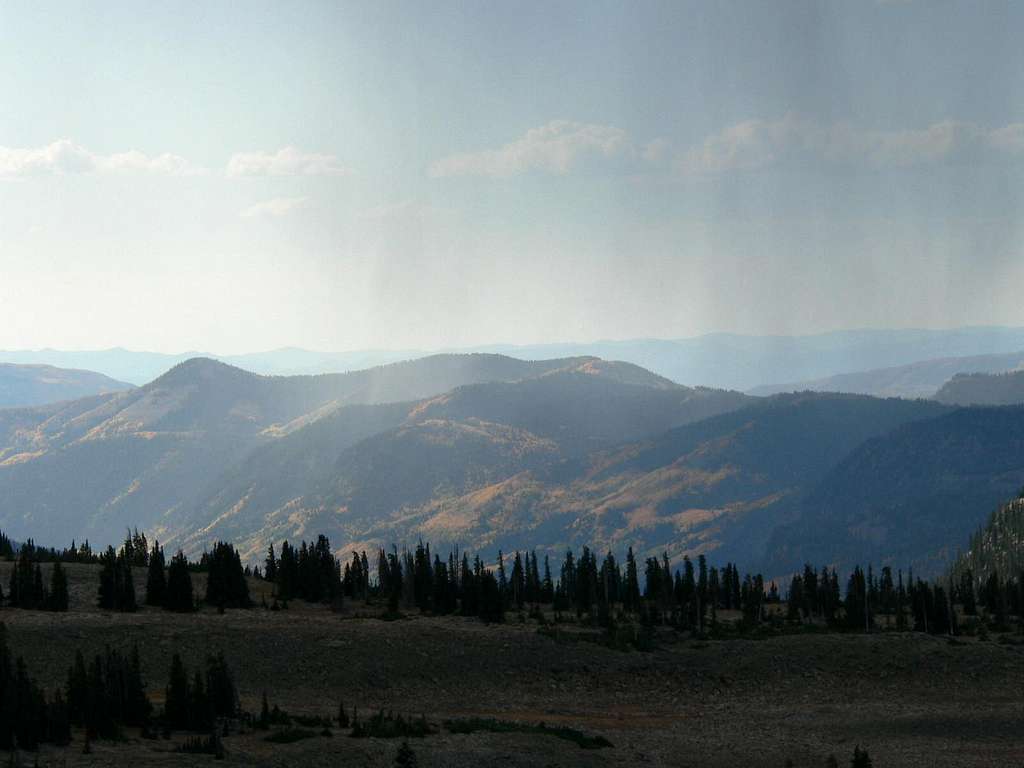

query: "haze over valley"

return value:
[4, 2, 1024, 766]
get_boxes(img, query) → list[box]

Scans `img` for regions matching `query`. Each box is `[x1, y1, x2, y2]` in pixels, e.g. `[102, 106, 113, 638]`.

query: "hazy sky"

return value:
[2, 1, 1023, 353]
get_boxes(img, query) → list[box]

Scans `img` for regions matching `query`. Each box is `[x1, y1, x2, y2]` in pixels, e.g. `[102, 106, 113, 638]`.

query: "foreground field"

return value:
[1, 563, 1022, 767]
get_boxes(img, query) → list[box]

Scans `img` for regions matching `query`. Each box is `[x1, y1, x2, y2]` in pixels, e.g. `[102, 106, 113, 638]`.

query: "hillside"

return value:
[763, 406, 1024, 578]
[750, 351, 1024, 399]
[934, 369, 1024, 406]
[176, 392, 944, 566]
[0, 354, 685, 547]
[173, 368, 752, 557]
[0, 362, 131, 408]
[949, 494, 1024, 585]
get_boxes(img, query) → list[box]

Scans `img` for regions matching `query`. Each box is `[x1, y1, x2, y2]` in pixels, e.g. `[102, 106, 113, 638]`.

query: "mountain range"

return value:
[0, 354, 747, 554]
[8, 325, 1024, 390]
[2, 351, 1023, 580]
[750, 351, 1024, 399]
[0, 363, 131, 408]
[934, 369, 1024, 406]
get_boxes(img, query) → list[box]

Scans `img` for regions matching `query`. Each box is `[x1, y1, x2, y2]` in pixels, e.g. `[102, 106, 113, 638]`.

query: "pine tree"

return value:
[96, 546, 136, 611]
[394, 740, 417, 767]
[47, 561, 69, 611]
[851, 746, 872, 768]
[205, 652, 238, 718]
[165, 551, 195, 612]
[264, 544, 278, 584]
[204, 542, 250, 609]
[146, 543, 167, 607]
[258, 691, 271, 729]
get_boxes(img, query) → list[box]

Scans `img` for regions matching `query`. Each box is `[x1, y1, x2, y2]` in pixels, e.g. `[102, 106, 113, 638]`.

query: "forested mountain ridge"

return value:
[172, 367, 753, 557]
[174, 391, 946, 568]
[0, 362, 132, 409]
[0, 354, 750, 550]
[764, 406, 1024, 577]
[949, 493, 1024, 586]
[750, 351, 1024, 399]
[934, 369, 1024, 406]
[4, 350, 1020, 583]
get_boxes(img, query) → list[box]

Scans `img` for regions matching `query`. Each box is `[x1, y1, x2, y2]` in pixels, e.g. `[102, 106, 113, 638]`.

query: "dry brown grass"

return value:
[0, 563, 1021, 767]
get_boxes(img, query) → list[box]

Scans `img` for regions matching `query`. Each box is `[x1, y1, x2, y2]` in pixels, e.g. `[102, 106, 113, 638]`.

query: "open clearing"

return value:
[1, 563, 1022, 767]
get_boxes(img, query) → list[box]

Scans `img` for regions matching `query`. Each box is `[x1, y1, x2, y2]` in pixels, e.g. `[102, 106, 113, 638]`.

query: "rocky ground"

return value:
[0, 563, 1022, 767]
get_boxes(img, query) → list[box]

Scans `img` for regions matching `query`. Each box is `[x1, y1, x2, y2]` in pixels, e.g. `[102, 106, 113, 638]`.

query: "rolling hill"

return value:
[174, 390, 945, 568]
[0, 354, 750, 549]
[0, 363, 131, 408]
[750, 351, 1024, 399]
[171, 365, 752, 556]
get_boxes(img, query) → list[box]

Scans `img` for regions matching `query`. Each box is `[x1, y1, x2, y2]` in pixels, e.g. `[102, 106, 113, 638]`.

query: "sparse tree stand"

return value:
[96, 545, 137, 611]
[164, 551, 195, 611]
[851, 745, 873, 768]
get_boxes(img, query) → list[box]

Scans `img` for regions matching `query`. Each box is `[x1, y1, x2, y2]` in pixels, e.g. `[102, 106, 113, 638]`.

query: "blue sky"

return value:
[1, 1, 1023, 353]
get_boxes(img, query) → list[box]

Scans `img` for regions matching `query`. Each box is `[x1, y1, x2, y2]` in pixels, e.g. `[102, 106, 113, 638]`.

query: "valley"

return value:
[2, 353, 1024, 579]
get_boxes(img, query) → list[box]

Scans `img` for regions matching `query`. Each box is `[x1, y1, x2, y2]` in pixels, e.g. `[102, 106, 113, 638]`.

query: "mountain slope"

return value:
[0, 363, 132, 408]
[750, 351, 1024, 399]
[934, 370, 1024, 406]
[0, 353, 658, 547]
[763, 406, 1024, 578]
[177, 391, 944, 566]
[949, 494, 1024, 585]
[174, 369, 752, 557]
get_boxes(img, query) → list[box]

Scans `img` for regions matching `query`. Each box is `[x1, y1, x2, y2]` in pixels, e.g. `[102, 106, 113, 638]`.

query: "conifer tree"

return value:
[205, 652, 238, 718]
[624, 547, 641, 613]
[47, 560, 69, 611]
[146, 542, 167, 607]
[264, 544, 278, 584]
[165, 551, 195, 612]
[204, 542, 250, 609]
[851, 746, 872, 768]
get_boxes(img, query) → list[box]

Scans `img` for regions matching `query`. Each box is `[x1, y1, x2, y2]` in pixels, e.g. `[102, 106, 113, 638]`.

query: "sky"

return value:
[1, 0, 1024, 354]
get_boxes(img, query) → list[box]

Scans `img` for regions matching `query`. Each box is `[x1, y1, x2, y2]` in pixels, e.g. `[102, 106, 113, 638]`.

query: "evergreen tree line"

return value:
[263, 535, 343, 605]
[0, 528, 148, 566]
[6, 520, 1024, 634]
[2, 550, 69, 611]
[0, 622, 239, 751]
[102, 539, 250, 613]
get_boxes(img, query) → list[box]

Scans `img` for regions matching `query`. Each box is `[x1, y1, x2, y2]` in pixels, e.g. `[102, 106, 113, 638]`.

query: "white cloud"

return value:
[226, 147, 350, 178]
[675, 115, 1024, 175]
[0, 139, 205, 178]
[100, 149, 206, 176]
[239, 196, 308, 219]
[428, 120, 633, 178]
[429, 116, 1024, 181]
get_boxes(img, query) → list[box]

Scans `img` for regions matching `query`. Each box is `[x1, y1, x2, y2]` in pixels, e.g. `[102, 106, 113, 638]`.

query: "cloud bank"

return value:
[428, 120, 633, 178]
[0, 139, 206, 178]
[226, 147, 350, 178]
[430, 116, 1024, 179]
